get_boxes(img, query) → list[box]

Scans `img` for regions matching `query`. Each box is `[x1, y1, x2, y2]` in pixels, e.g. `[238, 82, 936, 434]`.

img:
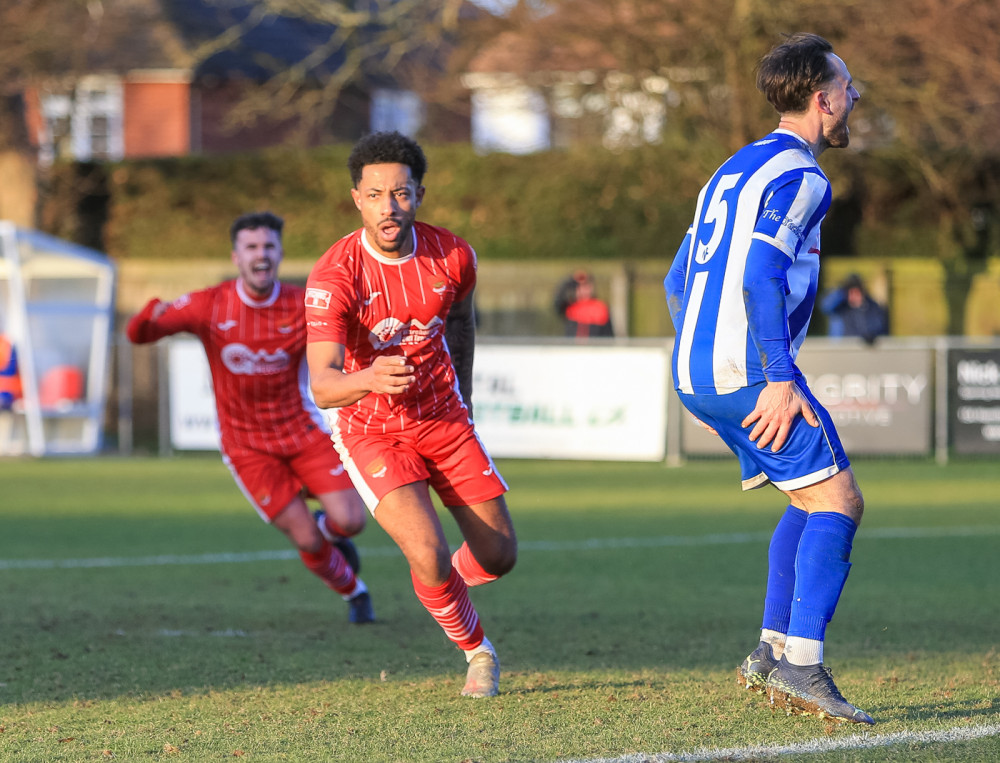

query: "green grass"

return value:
[0, 457, 997, 762]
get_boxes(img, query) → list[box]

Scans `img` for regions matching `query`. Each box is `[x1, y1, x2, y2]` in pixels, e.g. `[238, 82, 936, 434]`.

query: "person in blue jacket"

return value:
[821, 273, 888, 344]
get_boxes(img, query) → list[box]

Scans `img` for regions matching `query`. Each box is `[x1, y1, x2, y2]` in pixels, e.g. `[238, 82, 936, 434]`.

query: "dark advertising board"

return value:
[949, 347, 1000, 455]
[681, 341, 933, 456]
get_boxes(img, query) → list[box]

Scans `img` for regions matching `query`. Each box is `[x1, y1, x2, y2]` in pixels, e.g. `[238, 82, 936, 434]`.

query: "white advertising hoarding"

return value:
[167, 339, 220, 450]
[471, 344, 669, 461]
[167, 339, 669, 460]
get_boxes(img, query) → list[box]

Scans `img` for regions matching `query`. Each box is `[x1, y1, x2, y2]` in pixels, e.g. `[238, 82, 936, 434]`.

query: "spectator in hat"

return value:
[821, 273, 888, 344]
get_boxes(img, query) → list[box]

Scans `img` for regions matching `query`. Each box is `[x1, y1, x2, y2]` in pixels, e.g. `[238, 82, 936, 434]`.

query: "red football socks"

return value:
[300, 542, 356, 596]
[451, 542, 500, 587]
[411, 566, 484, 651]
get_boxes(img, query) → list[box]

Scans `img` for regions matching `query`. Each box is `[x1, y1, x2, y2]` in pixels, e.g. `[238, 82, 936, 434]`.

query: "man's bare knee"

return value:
[335, 514, 366, 537]
[473, 536, 517, 577]
[289, 524, 325, 554]
[845, 488, 864, 524]
[319, 491, 367, 536]
[409, 546, 454, 587]
[485, 548, 517, 577]
[840, 472, 865, 524]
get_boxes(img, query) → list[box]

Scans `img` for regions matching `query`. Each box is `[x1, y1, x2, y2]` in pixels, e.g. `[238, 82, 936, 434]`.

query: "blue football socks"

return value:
[787, 511, 858, 642]
[762, 505, 808, 634]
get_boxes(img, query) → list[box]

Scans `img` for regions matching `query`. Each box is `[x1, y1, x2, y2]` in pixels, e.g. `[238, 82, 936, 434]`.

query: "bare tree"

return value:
[836, 0, 1000, 332]
[0, 0, 102, 224]
[453, 0, 1000, 331]
[0, 0, 470, 225]
[183, 0, 470, 142]
[446, 0, 854, 153]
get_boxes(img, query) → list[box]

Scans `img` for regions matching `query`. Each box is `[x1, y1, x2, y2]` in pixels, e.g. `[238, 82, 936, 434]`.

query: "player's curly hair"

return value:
[229, 211, 284, 243]
[348, 131, 427, 188]
[756, 33, 837, 115]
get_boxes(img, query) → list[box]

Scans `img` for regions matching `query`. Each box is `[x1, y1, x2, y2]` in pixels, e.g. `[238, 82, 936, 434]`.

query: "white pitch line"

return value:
[563, 722, 1000, 762]
[0, 526, 997, 571]
[3, 530, 998, 761]
[519, 525, 1000, 553]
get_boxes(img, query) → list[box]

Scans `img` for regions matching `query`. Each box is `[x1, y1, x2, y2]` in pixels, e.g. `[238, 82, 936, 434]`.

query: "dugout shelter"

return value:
[0, 222, 116, 456]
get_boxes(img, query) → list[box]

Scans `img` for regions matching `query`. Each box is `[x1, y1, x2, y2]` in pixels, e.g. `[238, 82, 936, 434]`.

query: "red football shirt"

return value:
[127, 280, 327, 454]
[305, 221, 476, 434]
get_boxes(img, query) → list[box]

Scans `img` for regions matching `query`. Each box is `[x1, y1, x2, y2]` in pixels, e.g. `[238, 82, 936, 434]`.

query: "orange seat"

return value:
[39, 365, 85, 408]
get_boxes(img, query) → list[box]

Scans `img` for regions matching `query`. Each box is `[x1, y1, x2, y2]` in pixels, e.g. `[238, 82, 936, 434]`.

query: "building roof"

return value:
[164, 0, 347, 81]
[465, 3, 676, 80]
[58, 0, 349, 81]
[58, 0, 192, 73]
[467, 28, 618, 76]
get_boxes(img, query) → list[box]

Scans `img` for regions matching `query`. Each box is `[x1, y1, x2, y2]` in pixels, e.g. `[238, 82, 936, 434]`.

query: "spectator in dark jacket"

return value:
[821, 273, 888, 345]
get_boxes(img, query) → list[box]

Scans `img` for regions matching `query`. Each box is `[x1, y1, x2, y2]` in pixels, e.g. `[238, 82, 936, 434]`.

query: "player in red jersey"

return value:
[305, 132, 517, 697]
[126, 211, 374, 624]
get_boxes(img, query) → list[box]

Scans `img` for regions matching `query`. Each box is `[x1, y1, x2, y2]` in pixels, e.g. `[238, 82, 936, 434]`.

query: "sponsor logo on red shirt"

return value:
[369, 316, 443, 350]
[221, 344, 291, 375]
[305, 288, 332, 310]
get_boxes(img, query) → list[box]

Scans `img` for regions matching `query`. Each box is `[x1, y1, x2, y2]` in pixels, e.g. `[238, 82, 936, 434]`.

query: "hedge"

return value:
[37, 140, 996, 267]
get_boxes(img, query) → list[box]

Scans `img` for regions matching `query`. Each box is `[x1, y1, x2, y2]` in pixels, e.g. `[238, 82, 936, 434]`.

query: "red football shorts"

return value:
[333, 410, 508, 513]
[223, 427, 354, 522]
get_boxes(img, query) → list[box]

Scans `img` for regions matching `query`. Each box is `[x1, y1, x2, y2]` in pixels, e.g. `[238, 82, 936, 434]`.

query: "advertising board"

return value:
[471, 344, 669, 460]
[681, 342, 933, 456]
[948, 347, 1000, 455]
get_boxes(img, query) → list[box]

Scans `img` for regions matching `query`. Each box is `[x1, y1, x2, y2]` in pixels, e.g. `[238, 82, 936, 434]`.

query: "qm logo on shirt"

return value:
[368, 316, 443, 350]
[221, 344, 291, 375]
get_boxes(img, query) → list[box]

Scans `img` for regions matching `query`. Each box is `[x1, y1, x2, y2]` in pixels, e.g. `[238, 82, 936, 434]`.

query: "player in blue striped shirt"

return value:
[665, 33, 873, 724]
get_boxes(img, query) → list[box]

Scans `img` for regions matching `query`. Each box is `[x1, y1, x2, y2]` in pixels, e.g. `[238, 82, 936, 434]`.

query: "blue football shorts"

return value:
[677, 378, 850, 492]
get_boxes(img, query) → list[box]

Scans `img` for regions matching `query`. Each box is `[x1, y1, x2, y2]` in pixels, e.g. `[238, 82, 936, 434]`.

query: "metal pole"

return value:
[934, 337, 949, 465]
[116, 332, 133, 456]
[157, 341, 171, 457]
[610, 265, 630, 339]
[664, 338, 684, 467]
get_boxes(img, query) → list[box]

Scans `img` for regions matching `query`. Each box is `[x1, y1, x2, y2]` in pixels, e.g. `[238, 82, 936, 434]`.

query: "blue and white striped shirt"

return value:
[665, 130, 831, 394]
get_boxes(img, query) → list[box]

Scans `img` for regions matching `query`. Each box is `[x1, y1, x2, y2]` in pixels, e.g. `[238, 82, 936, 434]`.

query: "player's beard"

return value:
[372, 218, 414, 254]
[823, 109, 851, 149]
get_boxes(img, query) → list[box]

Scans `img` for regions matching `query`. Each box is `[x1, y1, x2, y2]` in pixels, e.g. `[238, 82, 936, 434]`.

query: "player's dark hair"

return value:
[230, 211, 284, 243]
[348, 131, 427, 188]
[756, 33, 837, 115]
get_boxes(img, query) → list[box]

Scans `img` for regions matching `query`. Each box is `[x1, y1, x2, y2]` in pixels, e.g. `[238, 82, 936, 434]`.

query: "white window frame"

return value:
[38, 75, 124, 164]
[370, 88, 425, 137]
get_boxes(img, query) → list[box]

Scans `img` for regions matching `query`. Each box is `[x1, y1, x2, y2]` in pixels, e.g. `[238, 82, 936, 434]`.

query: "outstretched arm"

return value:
[125, 298, 175, 344]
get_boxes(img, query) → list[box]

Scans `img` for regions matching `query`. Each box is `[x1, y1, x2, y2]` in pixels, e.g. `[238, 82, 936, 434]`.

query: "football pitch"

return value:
[0, 456, 997, 762]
